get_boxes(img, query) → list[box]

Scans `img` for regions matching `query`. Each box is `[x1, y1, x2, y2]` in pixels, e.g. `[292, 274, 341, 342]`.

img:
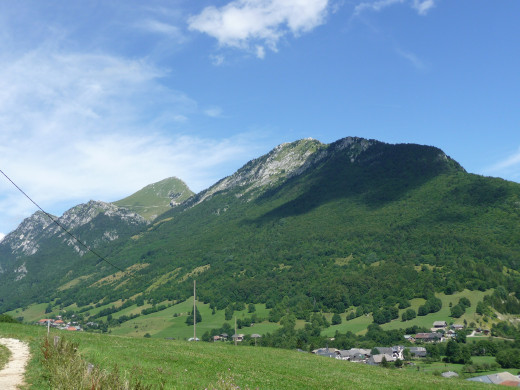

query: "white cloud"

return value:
[354, 0, 436, 16]
[354, 0, 404, 15]
[0, 233, 5, 242]
[204, 106, 223, 117]
[188, 0, 329, 57]
[210, 54, 225, 66]
[256, 45, 266, 59]
[484, 148, 520, 181]
[0, 47, 267, 235]
[412, 0, 435, 15]
[138, 19, 185, 40]
[396, 48, 427, 70]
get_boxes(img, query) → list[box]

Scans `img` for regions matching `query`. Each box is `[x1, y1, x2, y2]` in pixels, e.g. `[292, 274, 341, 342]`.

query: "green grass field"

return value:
[0, 322, 493, 389]
[323, 290, 491, 337]
[0, 342, 10, 371]
[108, 300, 280, 339]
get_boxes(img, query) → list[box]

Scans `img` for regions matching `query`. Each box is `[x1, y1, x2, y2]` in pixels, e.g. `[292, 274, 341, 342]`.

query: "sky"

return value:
[0, 0, 519, 239]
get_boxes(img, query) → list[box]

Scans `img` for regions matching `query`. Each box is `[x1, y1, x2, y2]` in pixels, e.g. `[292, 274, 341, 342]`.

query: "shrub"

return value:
[40, 336, 153, 389]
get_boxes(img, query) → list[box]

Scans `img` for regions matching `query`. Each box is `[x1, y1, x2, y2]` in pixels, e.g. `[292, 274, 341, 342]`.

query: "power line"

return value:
[0, 168, 136, 278]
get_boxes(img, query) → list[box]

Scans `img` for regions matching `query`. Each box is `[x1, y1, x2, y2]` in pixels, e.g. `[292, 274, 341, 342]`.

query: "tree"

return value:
[332, 313, 342, 325]
[394, 358, 403, 368]
[225, 305, 234, 321]
[380, 356, 389, 368]
[402, 308, 416, 321]
[450, 304, 465, 318]
[185, 306, 202, 325]
[248, 303, 256, 313]
[496, 349, 520, 368]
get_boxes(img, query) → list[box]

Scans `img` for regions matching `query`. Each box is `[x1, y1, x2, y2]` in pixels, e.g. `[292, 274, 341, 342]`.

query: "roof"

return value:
[375, 347, 393, 355]
[441, 371, 459, 378]
[467, 372, 520, 385]
[415, 332, 441, 339]
[433, 321, 447, 326]
[370, 354, 395, 363]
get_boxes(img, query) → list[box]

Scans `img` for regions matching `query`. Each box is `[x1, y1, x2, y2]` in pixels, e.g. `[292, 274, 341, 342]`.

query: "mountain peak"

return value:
[113, 177, 194, 220]
[185, 136, 465, 210]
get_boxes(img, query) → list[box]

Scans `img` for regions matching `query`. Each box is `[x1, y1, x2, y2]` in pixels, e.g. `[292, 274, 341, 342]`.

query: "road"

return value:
[0, 338, 30, 390]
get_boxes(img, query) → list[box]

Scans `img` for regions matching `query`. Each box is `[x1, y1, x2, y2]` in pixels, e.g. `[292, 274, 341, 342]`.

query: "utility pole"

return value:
[234, 316, 237, 346]
[193, 280, 196, 341]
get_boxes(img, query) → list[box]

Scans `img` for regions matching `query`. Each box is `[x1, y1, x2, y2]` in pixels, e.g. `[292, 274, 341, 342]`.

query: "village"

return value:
[36, 316, 83, 332]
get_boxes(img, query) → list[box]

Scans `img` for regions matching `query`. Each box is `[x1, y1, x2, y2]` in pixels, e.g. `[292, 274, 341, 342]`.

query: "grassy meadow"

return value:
[0, 322, 493, 389]
[0, 342, 10, 370]
[323, 289, 491, 337]
[8, 289, 495, 344]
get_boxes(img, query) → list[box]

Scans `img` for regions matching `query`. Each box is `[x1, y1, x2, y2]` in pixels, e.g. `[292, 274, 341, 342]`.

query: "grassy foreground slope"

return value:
[1, 323, 489, 389]
[0, 343, 10, 371]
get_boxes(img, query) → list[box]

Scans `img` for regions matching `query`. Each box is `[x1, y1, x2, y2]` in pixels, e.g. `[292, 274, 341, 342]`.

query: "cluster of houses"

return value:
[312, 321, 474, 366]
[36, 316, 82, 331]
[212, 333, 262, 343]
[403, 321, 481, 344]
[312, 345, 426, 365]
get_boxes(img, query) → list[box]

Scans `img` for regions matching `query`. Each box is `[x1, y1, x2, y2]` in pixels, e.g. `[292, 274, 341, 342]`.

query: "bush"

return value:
[496, 349, 520, 368]
[332, 313, 342, 325]
[40, 336, 152, 389]
[0, 314, 18, 323]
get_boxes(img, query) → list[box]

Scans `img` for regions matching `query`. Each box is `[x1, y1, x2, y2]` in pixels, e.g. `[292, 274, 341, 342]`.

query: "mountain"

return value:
[0, 200, 148, 309]
[1, 136, 519, 321]
[113, 177, 194, 220]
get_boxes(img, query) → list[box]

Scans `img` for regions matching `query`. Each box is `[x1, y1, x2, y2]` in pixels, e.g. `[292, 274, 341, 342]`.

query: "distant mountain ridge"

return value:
[0, 136, 518, 320]
[0, 177, 193, 308]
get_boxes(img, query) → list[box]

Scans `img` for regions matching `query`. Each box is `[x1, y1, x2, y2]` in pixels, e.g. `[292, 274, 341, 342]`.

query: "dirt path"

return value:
[0, 338, 31, 390]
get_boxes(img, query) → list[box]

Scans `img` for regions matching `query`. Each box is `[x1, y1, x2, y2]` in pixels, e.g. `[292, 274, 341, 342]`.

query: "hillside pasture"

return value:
[0, 322, 491, 389]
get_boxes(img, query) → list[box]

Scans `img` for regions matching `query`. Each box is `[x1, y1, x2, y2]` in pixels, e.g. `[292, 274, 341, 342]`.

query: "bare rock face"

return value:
[0, 200, 148, 279]
[187, 137, 380, 208]
[189, 138, 325, 206]
[1, 211, 53, 257]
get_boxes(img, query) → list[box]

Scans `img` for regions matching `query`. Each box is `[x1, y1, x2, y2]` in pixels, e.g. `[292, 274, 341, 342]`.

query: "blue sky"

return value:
[0, 0, 519, 237]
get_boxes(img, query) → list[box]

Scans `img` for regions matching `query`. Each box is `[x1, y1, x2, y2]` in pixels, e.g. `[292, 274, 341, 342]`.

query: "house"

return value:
[213, 335, 221, 342]
[415, 332, 443, 342]
[467, 372, 520, 386]
[312, 347, 338, 355]
[336, 348, 371, 362]
[407, 347, 427, 358]
[433, 321, 447, 328]
[451, 324, 464, 330]
[220, 333, 229, 340]
[37, 319, 53, 325]
[441, 371, 459, 378]
[367, 354, 395, 365]
[315, 350, 337, 358]
[232, 334, 244, 342]
[374, 346, 404, 360]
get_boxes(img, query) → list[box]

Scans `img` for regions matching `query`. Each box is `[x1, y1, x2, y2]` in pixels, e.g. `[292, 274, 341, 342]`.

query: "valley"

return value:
[1, 136, 520, 387]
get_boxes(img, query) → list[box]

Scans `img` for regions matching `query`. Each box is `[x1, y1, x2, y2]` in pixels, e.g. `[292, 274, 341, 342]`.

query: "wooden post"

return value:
[193, 280, 196, 341]
[234, 316, 237, 346]
[47, 320, 50, 335]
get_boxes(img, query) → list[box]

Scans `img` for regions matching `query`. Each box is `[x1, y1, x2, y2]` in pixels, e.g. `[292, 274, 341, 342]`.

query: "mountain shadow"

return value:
[250, 142, 464, 224]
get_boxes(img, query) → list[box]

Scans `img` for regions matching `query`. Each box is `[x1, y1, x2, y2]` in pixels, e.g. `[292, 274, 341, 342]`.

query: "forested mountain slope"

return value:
[24, 136, 519, 317]
[0, 178, 194, 312]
